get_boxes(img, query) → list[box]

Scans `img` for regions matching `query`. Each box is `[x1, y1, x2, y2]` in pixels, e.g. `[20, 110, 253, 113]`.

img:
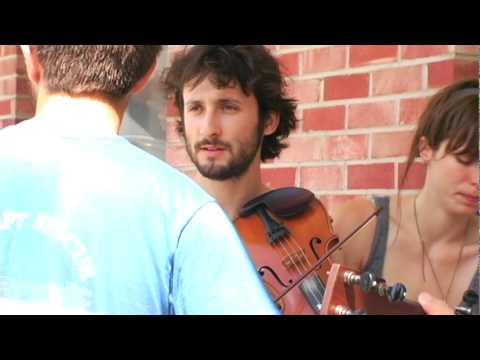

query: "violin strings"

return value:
[285, 234, 324, 307]
[277, 232, 324, 308]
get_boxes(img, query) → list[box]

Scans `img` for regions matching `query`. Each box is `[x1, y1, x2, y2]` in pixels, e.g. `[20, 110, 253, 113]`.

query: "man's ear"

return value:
[418, 136, 433, 163]
[20, 45, 42, 86]
[131, 60, 157, 94]
[263, 112, 280, 136]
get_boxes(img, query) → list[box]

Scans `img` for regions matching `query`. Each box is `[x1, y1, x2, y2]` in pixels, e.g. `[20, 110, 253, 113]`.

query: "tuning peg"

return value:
[455, 290, 478, 315]
[333, 305, 368, 315]
[386, 283, 407, 302]
[360, 272, 376, 293]
[462, 290, 478, 307]
[350, 309, 368, 315]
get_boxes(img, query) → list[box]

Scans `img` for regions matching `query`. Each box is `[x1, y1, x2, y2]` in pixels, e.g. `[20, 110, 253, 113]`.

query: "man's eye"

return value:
[188, 105, 202, 112]
[223, 104, 239, 111]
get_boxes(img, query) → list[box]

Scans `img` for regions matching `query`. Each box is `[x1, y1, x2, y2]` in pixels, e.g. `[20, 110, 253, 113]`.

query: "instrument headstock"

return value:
[320, 263, 426, 315]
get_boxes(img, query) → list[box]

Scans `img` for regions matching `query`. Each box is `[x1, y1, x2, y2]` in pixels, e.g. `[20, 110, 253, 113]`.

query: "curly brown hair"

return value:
[162, 45, 298, 161]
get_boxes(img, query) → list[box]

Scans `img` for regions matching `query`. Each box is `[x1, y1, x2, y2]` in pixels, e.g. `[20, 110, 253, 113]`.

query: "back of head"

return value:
[401, 78, 479, 187]
[36, 45, 163, 99]
[162, 45, 298, 161]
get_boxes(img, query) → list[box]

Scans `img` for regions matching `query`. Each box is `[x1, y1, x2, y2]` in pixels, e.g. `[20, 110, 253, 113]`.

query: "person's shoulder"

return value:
[330, 196, 379, 269]
[124, 147, 214, 208]
[0, 119, 34, 140]
[332, 196, 376, 222]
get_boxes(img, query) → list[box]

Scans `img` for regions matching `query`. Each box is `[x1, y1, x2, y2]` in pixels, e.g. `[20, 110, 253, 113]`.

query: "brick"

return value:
[454, 45, 479, 55]
[398, 162, 426, 189]
[303, 106, 345, 131]
[277, 136, 323, 162]
[0, 77, 33, 96]
[348, 100, 396, 129]
[324, 73, 369, 100]
[0, 58, 20, 77]
[0, 45, 20, 57]
[429, 59, 479, 88]
[0, 119, 17, 129]
[16, 78, 32, 96]
[302, 46, 346, 74]
[454, 60, 479, 81]
[0, 100, 11, 116]
[372, 65, 422, 95]
[301, 165, 344, 191]
[261, 167, 296, 189]
[286, 79, 320, 103]
[371, 131, 415, 158]
[350, 45, 398, 67]
[348, 163, 394, 189]
[402, 45, 450, 59]
[165, 144, 191, 167]
[0, 78, 17, 95]
[278, 52, 299, 76]
[14, 98, 35, 116]
[399, 97, 431, 125]
[323, 135, 368, 161]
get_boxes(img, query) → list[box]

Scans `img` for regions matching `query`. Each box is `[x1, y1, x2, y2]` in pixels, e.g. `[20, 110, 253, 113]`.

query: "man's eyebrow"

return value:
[185, 99, 202, 106]
[217, 98, 242, 104]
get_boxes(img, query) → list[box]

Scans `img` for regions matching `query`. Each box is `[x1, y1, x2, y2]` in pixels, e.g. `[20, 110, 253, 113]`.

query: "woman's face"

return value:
[422, 139, 478, 215]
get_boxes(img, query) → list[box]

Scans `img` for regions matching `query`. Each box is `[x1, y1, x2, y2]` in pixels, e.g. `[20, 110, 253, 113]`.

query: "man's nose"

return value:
[200, 109, 222, 138]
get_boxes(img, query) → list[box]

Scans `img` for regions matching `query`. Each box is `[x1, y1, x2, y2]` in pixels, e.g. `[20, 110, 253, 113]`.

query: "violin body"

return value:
[235, 187, 339, 314]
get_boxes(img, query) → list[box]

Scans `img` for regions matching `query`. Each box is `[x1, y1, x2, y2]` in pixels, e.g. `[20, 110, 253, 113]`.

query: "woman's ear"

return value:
[263, 112, 280, 136]
[418, 136, 433, 163]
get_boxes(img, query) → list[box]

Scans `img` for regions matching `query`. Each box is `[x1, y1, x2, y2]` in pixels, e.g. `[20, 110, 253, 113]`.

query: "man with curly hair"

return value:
[163, 45, 298, 219]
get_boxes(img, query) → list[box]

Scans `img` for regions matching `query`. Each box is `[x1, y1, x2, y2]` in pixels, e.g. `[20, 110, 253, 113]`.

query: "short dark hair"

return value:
[36, 45, 162, 99]
[401, 78, 479, 187]
[162, 45, 298, 161]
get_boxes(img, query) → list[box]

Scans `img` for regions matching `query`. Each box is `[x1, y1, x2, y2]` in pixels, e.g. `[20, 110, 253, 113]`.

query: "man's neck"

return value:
[194, 164, 270, 220]
[34, 91, 127, 136]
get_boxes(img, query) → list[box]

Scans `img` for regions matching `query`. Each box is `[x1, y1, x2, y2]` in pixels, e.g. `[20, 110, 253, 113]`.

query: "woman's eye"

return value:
[456, 155, 474, 166]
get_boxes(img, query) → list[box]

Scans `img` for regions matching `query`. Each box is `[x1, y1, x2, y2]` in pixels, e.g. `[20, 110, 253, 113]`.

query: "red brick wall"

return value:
[165, 45, 479, 210]
[0, 45, 35, 129]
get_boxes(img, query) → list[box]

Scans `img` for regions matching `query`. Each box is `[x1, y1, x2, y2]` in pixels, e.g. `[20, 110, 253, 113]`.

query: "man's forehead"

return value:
[184, 77, 248, 99]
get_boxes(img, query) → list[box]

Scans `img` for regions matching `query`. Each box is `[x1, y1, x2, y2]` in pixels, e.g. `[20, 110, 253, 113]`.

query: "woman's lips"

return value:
[459, 193, 479, 205]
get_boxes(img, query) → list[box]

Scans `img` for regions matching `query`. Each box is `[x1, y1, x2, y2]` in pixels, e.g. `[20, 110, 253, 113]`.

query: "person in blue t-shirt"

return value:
[0, 45, 279, 315]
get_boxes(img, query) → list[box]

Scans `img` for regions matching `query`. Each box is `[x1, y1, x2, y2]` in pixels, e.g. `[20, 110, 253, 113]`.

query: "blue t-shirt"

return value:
[0, 120, 279, 315]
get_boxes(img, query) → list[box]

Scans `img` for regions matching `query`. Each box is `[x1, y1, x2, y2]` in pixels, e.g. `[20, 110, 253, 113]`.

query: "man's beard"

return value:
[184, 130, 263, 181]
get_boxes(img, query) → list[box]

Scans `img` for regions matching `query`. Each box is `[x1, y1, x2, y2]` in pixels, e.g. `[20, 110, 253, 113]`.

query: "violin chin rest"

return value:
[239, 187, 315, 218]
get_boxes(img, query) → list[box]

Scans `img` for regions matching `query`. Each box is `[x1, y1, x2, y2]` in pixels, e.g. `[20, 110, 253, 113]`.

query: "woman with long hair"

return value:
[331, 79, 479, 315]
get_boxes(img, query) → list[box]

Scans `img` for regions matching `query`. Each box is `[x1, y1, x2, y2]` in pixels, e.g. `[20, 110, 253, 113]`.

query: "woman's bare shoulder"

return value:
[330, 197, 379, 269]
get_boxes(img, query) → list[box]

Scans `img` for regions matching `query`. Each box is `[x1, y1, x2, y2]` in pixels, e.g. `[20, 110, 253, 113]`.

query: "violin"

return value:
[234, 187, 341, 314]
[236, 187, 478, 315]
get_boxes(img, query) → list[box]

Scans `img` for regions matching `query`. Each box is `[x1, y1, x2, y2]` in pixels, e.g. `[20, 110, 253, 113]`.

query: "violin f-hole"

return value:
[258, 265, 293, 288]
[310, 237, 322, 260]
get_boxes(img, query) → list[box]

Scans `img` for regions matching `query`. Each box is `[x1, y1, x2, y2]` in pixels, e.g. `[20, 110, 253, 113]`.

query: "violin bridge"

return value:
[282, 250, 307, 269]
